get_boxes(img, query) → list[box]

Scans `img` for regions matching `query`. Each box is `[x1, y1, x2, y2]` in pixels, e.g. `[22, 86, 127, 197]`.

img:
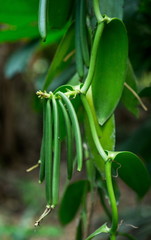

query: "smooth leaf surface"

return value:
[43, 25, 75, 90]
[85, 223, 110, 240]
[121, 60, 139, 116]
[0, 0, 66, 42]
[48, 0, 73, 29]
[92, 19, 128, 125]
[59, 180, 89, 225]
[0, 0, 39, 42]
[100, 0, 124, 20]
[108, 151, 151, 198]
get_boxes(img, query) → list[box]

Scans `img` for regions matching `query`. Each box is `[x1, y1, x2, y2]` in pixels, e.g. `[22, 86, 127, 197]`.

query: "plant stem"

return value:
[93, 0, 103, 22]
[110, 234, 116, 240]
[81, 22, 104, 94]
[81, 94, 119, 238]
[81, 94, 107, 161]
[105, 159, 118, 238]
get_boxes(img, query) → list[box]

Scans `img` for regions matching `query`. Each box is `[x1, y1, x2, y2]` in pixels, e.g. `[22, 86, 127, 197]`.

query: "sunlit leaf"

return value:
[92, 18, 128, 125]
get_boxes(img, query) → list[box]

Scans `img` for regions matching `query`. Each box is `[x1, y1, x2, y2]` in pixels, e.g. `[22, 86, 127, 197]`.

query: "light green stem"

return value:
[110, 234, 116, 240]
[81, 94, 118, 239]
[93, 0, 103, 22]
[81, 94, 107, 161]
[81, 22, 104, 94]
[105, 159, 118, 238]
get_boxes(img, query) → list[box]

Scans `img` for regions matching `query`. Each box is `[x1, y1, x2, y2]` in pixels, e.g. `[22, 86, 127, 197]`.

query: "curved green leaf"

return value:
[48, 0, 73, 29]
[108, 151, 151, 198]
[59, 180, 89, 225]
[92, 18, 128, 125]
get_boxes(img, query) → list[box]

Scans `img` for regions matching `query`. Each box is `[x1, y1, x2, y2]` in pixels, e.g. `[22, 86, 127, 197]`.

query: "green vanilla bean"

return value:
[45, 99, 52, 207]
[39, 136, 45, 183]
[81, 22, 104, 94]
[75, 0, 84, 78]
[56, 91, 83, 171]
[39, 99, 46, 183]
[80, 0, 90, 67]
[52, 97, 61, 207]
[59, 99, 73, 179]
[38, 0, 47, 41]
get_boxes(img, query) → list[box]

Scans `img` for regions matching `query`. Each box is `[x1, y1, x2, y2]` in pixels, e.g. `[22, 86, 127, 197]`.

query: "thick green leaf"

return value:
[59, 180, 89, 225]
[48, 0, 73, 29]
[121, 60, 139, 116]
[0, 0, 66, 42]
[0, 0, 39, 42]
[108, 151, 151, 198]
[92, 19, 128, 125]
[0, 0, 38, 25]
[84, 88, 115, 174]
[99, 0, 124, 20]
[85, 223, 110, 240]
[43, 25, 75, 90]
